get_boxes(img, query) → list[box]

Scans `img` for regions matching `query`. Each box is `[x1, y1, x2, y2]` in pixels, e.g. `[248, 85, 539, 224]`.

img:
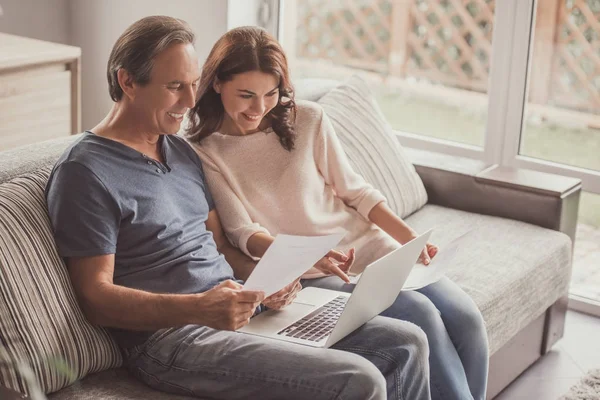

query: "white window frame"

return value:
[497, 0, 600, 195]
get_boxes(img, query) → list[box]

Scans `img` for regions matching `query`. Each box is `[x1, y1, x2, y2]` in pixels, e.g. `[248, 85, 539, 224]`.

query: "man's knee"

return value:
[377, 315, 428, 343]
[338, 356, 387, 400]
[402, 320, 430, 360]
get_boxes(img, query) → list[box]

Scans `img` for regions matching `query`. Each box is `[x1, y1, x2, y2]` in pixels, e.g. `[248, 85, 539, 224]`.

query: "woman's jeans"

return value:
[303, 276, 489, 400]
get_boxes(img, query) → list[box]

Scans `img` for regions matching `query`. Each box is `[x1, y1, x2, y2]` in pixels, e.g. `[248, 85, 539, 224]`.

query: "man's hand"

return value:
[313, 248, 355, 283]
[262, 278, 302, 310]
[418, 243, 439, 265]
[196, 280, 265, 331]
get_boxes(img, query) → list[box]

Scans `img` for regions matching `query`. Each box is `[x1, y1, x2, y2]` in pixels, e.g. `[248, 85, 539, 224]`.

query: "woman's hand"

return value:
[313, 248, 355, 283]
[262, 278, 302, 310]
[418, 242, 439, 265]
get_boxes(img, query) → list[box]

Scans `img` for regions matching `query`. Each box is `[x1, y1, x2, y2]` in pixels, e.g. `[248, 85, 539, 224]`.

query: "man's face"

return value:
[216, 70, 280, 135]
[131, 43, 200, 135]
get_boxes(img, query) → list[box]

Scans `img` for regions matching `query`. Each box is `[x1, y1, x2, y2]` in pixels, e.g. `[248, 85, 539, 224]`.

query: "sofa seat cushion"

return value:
[47, 368, 197, 400]
[0, 167, 122, 395]
[404, 204, 572, 354]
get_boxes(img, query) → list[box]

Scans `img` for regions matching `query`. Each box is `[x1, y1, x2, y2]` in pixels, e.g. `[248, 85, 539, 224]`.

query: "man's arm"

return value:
[67, 254, 264, 331]
[206, 209, 257, 281]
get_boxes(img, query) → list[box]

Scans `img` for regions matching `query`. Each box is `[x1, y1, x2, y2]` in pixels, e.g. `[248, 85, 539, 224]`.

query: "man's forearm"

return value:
[82, 283, 199, 331]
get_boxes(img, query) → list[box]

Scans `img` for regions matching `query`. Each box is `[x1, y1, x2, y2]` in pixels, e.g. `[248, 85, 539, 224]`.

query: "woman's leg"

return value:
[417, 277, 489, 400]
[303, 276, 479, 400]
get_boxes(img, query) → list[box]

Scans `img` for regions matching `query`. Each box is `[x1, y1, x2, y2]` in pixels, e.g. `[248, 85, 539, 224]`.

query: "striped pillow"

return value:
[317, 75, 428, 218]
[0, 167, 122, 395]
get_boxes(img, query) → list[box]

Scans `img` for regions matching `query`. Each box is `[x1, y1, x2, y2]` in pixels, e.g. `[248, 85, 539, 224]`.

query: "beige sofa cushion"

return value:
[0, 167, 122, 396]
[317, 75, 428, 218]
[405, 204, 572, 354]
[47, 368, 197, 400]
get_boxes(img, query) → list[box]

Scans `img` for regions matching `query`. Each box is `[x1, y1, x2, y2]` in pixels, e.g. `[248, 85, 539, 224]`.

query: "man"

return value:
[45, 16, 431, 400]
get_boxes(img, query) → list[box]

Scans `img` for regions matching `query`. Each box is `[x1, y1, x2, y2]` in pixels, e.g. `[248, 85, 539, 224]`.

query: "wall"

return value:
[0, 0, 70, 44]
[70, 0, 229, 129]
[0, 0, 270, 130]
[228, 0, 278, 36]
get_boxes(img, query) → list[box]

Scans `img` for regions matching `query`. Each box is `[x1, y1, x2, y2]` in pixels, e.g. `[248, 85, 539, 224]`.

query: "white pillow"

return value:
[317, 75, 428, 218]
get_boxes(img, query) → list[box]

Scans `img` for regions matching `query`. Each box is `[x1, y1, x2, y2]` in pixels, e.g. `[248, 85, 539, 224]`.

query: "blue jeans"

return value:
[303, 276, 489, 400]
[124, 316, 431, 400]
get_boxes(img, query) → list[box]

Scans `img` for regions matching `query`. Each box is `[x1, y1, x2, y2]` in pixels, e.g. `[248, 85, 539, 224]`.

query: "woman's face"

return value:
[215, 70, 280, 135]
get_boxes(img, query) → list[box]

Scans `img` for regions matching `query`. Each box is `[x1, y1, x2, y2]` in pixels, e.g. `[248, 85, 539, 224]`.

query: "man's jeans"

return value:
[304, 276, 489, 400]
[124, 316, 431, 400]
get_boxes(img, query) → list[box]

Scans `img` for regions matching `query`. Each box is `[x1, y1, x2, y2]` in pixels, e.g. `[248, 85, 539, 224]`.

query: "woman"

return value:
[187, 26, 488, 400]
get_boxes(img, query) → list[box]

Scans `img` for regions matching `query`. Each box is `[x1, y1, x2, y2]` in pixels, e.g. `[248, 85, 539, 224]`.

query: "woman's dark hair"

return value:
[186, 26, 296, 151]
[107, 16, 195, 102]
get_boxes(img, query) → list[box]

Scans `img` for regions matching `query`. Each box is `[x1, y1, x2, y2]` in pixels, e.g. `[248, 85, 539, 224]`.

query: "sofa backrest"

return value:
[0, 135, 80, 184]
[296, 76, 428, 218]
[294, 78, 341, 103]
[0, 136, 122, 396]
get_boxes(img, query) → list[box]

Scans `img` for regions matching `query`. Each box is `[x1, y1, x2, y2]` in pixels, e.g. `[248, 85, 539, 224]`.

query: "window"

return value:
[522, 0, 600, 173]
[283, 0, 495, 149]
[520, 0, 600, 304]
[282, 0, 600, 311]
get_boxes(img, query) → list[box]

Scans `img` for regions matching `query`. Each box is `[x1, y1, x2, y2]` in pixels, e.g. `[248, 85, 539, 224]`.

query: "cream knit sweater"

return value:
[194, 100, 400, 279]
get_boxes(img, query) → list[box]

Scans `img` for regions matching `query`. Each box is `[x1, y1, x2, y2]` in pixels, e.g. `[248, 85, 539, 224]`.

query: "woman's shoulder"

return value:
[295, 99, 325, 117]
[294, 100, 326, 133]
[184, 136, 215, 165]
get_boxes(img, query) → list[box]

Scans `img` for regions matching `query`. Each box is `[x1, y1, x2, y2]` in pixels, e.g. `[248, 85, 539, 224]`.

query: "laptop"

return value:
[238, 229, 433, 348]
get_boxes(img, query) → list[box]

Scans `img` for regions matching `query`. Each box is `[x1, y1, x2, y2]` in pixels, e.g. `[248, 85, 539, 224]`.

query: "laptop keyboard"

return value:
[277, 295, 349, 342]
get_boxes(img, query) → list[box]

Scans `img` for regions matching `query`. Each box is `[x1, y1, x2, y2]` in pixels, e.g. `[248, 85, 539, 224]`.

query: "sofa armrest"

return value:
[406, 148, 582, 243]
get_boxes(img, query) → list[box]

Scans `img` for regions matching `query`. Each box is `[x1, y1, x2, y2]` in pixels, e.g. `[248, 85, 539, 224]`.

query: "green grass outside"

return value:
[375, 93, 600, 228]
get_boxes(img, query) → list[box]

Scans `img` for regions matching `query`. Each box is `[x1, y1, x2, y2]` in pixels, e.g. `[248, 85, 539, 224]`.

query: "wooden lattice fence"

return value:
[296, 0, 600, 114]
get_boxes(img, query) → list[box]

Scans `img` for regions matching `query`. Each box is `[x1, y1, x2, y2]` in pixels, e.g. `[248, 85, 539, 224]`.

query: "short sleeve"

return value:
[178, 136, 216, 210]
[195, 154, 215, 211]
[46, 161, 121, 257]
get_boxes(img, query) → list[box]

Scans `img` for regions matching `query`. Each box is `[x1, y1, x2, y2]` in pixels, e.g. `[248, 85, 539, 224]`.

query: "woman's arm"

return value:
[195, 148, 271, 258]
[368, 202, 437, 264]
[367, 202, 417, 244]
[247, 232, 354, 282]
[246, 232, 275, 258]
[313, 105, 386, 220]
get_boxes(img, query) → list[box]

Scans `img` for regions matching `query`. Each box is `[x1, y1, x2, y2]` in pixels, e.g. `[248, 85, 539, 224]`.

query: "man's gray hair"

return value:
[107, 15, 195, 102]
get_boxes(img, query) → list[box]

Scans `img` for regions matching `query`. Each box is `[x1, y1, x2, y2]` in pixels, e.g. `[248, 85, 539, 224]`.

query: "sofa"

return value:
[0, 77, 581, 400]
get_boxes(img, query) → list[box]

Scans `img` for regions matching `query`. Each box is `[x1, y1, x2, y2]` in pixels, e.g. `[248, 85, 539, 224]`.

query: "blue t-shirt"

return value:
[45, 132, 237, 348]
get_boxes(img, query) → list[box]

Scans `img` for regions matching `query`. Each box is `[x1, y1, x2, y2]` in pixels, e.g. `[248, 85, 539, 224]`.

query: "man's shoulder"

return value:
[55, 132, 104, 169]
[167, 133, 195, 154]
[48, 132, 121, 193]
[168, 134, 204, 168]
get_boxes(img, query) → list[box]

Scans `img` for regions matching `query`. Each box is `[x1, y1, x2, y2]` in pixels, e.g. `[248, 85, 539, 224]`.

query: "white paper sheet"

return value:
[243, 232, 346, 297]
[349, 230, 471, 290]
[401, 244, 459, 290]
